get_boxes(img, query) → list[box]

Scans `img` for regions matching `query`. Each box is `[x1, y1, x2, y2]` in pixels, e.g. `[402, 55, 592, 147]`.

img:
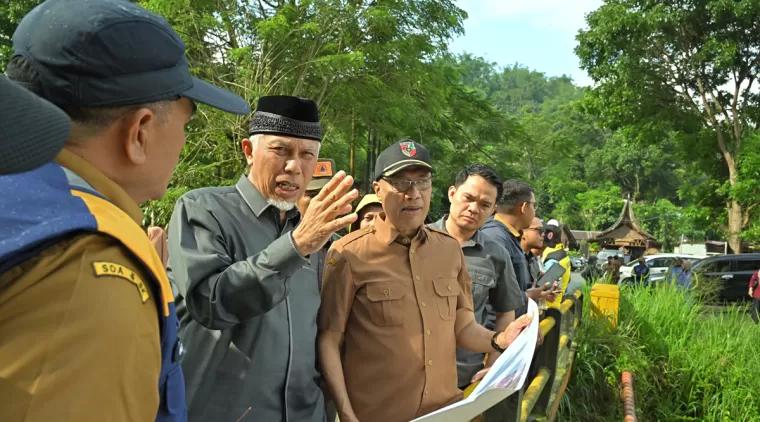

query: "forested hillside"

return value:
[2, 0, 757, 251]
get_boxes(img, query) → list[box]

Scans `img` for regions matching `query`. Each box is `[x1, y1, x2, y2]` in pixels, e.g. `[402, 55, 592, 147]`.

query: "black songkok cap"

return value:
[248, 96, 322, 141]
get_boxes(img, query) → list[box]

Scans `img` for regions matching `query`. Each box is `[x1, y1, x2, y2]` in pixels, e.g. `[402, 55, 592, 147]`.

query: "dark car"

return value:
[689, 253, 760, 303]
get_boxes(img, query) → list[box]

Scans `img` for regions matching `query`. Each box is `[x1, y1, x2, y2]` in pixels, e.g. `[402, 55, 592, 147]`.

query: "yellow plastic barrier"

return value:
[590, 283, 620, 329]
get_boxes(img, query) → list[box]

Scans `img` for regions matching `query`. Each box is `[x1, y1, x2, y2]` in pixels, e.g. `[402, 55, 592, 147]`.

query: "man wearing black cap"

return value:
[167, 96, 357, 422]
[0, 0, 249, 421]
[318, 140, 533, 422]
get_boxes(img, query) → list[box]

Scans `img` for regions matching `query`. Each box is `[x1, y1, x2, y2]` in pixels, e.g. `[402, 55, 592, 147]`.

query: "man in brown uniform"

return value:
[0, 0, 249, 420]
[318, 140, 533, 422]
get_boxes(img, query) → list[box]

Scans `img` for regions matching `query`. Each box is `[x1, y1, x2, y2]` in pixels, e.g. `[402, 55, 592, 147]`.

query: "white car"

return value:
[619, 253, 705, 281]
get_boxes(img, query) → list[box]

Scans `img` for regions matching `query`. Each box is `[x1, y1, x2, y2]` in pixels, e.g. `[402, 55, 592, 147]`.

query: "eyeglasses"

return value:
[382, 178, 433, 193]
[525, 227, 545, 234]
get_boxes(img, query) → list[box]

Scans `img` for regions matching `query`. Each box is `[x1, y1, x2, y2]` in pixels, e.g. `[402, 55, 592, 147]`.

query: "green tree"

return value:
[576, 0, 760, 252]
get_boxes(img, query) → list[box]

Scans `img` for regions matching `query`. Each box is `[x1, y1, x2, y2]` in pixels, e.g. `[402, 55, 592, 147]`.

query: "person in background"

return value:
[676, 261, 694, 290]
[581, 256, 600, 283]
[542, 219, 571, 307]
[666, 257, 684, 285]
[632, 258, 650, 286]
[318, 140, 532, 422]
[297, 158, 341, 291]
[749, 269, 760, 324]
[147, 226, 169, 268]
[427, 163, 524, 390]
[0, 0, 250, 420]
[521, 216, 546, 285]
[168, 96, 355, 422]
[602, 256, 614, 281]
[481, 179, 554, 320]
[611, 255, 622, 284]
[349, 193, 383, 232]
[297, 158, 337, 218]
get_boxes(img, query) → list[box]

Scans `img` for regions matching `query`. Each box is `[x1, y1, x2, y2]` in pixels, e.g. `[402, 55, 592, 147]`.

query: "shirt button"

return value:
[428, 360, 433, 366]
[410, 248, 415, 254]
[426, 329, 431, 335]
[447, 284, 452, 291]
[424, 390, 429, 395]
[421, 301, 427, 307]
[415, 275, 420, 280]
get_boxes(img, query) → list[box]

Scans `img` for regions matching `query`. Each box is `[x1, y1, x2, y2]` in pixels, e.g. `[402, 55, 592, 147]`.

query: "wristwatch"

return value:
[491, 331, 506, 353]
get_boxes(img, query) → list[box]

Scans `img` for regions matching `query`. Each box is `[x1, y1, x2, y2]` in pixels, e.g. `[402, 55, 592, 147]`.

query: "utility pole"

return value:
[663, 215, 670, 252]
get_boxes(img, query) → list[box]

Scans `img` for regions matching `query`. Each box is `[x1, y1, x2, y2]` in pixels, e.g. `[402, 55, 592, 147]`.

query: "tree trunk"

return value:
[728, 199, 743, 253]
[725, 152, 743, 254]
[349, 112, 355, 177]
[364, 126, 372, 194]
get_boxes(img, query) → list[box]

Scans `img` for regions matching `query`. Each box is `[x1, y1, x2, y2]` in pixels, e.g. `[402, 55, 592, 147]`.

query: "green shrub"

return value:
[558, 283, 760, 422]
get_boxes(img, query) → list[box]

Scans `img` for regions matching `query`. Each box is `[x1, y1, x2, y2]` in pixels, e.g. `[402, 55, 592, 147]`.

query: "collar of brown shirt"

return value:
[54, 149, 143, 225]
[373, 212, 428, 246]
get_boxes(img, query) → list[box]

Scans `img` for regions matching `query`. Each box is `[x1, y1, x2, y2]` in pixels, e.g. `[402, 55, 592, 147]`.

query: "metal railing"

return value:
[469, 289, 584, 422]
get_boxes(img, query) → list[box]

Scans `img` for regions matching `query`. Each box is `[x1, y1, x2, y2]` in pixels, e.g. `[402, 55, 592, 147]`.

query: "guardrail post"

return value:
[532, 307, 561, 415]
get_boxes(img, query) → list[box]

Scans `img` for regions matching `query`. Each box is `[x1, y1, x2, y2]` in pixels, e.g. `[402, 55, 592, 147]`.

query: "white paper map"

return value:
[411, 299, 539, 422]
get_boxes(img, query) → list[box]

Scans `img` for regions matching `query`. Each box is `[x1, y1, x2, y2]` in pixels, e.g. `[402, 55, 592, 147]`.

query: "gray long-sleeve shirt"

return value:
[167, 175, 325, 422]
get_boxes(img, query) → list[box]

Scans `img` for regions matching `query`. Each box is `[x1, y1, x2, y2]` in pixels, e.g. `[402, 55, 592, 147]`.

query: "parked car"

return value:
[648, 253, 760, 303]
[570, 256, 586, 271]
[619, 253, 705, 283]
[691, 254, 760, 302]
[596, 249, 622, 269]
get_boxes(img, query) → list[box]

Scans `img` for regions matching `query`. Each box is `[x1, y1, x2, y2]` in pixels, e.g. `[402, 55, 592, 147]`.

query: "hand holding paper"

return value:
[495, 313, 532, 350]
[412, 300, 541, 422]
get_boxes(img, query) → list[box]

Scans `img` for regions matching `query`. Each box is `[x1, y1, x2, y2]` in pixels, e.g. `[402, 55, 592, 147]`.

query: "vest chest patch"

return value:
[92, 261, 151, 303]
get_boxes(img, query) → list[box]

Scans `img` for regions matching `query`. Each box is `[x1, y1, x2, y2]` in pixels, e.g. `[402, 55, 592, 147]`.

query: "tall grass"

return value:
[558, 283, 760, 422]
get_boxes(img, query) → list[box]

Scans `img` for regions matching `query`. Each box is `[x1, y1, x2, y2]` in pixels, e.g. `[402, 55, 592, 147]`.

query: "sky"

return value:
[448, 0, 604, 87]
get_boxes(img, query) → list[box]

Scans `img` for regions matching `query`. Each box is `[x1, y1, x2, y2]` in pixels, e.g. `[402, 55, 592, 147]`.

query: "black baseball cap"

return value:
[374, 139, 432, 180]
[0, 76, 71, 174]
[11, 0, 250, 115]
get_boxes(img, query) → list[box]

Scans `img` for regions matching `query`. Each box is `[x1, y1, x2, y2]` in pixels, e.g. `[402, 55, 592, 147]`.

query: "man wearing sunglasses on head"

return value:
[318, 140, 533, 422]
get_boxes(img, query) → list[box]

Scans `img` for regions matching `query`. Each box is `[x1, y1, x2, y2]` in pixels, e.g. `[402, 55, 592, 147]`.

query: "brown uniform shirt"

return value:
[0, 150, 161, 422]
[319, 213, 475, 422]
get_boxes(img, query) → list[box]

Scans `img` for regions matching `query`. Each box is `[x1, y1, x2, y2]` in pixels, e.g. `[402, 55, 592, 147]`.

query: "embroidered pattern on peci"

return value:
[248, 111, 323, 140]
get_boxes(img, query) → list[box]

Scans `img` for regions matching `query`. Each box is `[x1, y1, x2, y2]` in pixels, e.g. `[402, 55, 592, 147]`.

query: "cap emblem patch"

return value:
[312, 161, 333, 177]
[400, 141, 417, 157]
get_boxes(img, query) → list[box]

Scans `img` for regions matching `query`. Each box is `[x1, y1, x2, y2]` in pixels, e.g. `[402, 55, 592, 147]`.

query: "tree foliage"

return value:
[576, 0, 760, 252]
[1, 0, 744, 249]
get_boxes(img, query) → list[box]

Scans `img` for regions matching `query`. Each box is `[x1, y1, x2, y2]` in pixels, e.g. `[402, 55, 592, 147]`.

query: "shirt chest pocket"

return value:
[471, 272, 496, 307]
[432, 278, 460, 321]
[366, 282, 406, 326]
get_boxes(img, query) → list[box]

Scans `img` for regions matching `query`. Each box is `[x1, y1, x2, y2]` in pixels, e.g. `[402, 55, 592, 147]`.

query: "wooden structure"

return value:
[588, 197, 660, 259]
[559, 224, 579, 250]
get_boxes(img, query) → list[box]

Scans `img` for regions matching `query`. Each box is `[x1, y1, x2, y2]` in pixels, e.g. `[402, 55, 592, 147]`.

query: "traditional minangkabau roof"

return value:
[589, 195, 659, 247]
[571, 230, 602, 241]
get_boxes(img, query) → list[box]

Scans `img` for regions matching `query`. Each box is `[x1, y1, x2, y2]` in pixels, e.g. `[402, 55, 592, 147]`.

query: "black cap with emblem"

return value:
[249, 96, 322, 141]
[374, 139, 432, 181]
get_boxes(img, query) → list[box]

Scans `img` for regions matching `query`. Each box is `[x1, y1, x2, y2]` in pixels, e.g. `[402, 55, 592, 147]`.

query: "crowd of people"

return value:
[0, 1, 580, 421]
